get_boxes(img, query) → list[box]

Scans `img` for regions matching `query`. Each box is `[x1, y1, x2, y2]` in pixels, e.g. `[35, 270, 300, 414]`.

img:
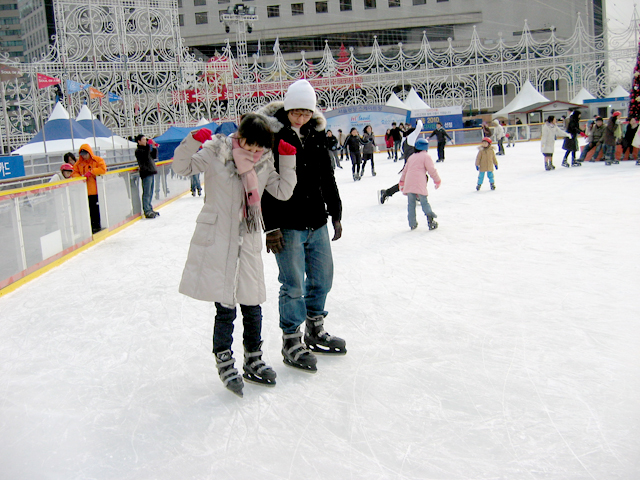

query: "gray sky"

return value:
[606, 0, 638, 32]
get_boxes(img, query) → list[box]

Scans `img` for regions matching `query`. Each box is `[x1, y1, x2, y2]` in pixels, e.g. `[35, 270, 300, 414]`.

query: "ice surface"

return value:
[1, 141, 639, 479]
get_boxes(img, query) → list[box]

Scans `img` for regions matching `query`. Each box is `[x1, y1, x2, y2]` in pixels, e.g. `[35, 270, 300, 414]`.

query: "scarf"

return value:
[232, 137, 264, 233]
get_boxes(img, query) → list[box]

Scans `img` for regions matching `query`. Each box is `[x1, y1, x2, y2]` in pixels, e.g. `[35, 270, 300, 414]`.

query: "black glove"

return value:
[266, 230, 284, 254]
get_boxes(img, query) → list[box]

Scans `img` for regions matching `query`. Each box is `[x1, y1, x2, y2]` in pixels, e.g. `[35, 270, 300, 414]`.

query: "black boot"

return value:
[282, 328, 317, 372]
[305, 315, 346, 355]
[215, 350, 244, 397]
[243, 342, 276, 386]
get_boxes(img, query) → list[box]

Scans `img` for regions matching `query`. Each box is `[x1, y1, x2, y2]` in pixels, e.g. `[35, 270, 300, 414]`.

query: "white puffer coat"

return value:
[540, 122, 570, 154]
[172, 134, 296, 305]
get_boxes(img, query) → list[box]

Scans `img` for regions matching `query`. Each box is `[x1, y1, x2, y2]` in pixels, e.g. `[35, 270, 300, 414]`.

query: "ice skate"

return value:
[561, 160, 570, 167]
[379, 189, 387, 204]
[282, 328, 317, 372]
[215, 350, 244, 397]
[544, 161, 550, 171]
[549, 161, 556, 169]
[571, 160, 581, 167]
[490, 183, 496, 190]
[243, 342, 276, 387]
[636, 160, 640, 165]
[427, 216, 438, 230]
[476, 184, 481, 191]
[305, 315, 347, 355]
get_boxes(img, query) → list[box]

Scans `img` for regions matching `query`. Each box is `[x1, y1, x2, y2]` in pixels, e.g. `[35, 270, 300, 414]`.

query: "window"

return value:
[412, 0, 425, 4]
[340, 0, 352, 11]
[219, 9, 228, 20]
[436, 0, 449, 2]
[177, 0, 182, 7]
[364, 0, 376, 8]
[316, 1, 328, 13]
[178, 14, 184, 25]
[218, 0, 230, 3]
[543, 80, 559, 92]
[194, 0, 206, 6]
[195, 11, 208, 24]
[291, 3, 303, 15]
[492, 85, 508, 96]
[267, 5, 280, 17]
[388, 0, 400, 6]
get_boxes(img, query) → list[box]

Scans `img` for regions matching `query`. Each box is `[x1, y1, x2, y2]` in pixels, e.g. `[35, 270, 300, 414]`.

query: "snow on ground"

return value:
[1, 140, 639, 480]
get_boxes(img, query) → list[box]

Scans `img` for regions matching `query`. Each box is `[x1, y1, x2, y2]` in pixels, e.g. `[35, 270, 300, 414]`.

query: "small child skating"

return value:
[476, 137, 498, 190]
[172, 113, 298, 397]
[399, 138, 441, 230]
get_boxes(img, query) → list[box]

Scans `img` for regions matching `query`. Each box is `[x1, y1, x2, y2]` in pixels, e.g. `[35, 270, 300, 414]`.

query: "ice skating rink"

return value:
[1, 140, 639, 479]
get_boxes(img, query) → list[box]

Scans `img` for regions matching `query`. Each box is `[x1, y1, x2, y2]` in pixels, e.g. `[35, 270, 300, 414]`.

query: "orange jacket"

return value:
[71, 144, 107, 195]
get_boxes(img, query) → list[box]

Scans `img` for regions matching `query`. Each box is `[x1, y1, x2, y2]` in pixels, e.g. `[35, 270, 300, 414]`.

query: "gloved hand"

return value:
[476, 165, 479, 171]
[84, 171, 93, 178]
[435, 181, 441, 189]
[192, 128, 212, 143]
[332, 219, 342, 241]
[266, 230, 285, 254]
[149, 139, 159, 147]
[495, 165, 499, 170]
[278, 140, 297, 156]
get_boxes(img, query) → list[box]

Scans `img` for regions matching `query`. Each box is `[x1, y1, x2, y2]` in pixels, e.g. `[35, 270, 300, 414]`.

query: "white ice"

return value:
[1, 140, 639, 480]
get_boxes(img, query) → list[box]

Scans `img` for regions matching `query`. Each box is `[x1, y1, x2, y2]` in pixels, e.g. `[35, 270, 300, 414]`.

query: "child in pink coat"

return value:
[399, 138, 441, 230]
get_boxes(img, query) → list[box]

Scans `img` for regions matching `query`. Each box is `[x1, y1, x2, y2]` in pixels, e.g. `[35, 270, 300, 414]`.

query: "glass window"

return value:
[194, 0, 206, 6]
[436, 0, 449, 2]
[543, 80, 559, 92]
[218, 0, 230, 3]
[178, 14, 184, 26]
[267, 5, 280, 17]
[412, 0, 425, 4]
[195, 11, 208, 24]
[340, 0, 352, 11]
[291, 3, 303, 15]
[364, 0, 376, 8]
[177, 0, 182, 7]
[491, 85, 508, 96]
[388, 0, 400, 6]
[316, 1, 328, 13]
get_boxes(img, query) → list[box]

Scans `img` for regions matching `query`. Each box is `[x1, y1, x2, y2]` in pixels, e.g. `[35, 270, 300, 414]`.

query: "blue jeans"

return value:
[190, 174, 201, 193]
[477, 171, 495, 185]
[274, 226, 334, 334]
[407, 193, 436, 229]
[579, 142, 603, 161]
[603, 145, 616, 162]
[393, 140, 402, 160]
[141, 175, 155, 215]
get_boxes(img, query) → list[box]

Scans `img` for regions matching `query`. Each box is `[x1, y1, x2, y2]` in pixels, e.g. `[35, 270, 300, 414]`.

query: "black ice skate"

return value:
[562, 160, 570, 167]
[282, 328, 317, 372]
[490, 183, 496, 190]
[304, 315, 347, 355]
[571, 160, 581, 167]
[243, 342, 276, 386]
[215, 350, 244, 397]
[379, 189, 387, 204]
[427, 216, 438, 230]
[476, 184, 481, 191]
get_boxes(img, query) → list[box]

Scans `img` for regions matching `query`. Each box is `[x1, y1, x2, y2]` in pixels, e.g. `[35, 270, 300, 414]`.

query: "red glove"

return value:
[148, 139, 158, 147]
[435, 181, 441, 189]
[579, 132, 587, 138]
[192, 128, 212, 143]
[278, 140, 297, 156]
[84, 171, 93, 178]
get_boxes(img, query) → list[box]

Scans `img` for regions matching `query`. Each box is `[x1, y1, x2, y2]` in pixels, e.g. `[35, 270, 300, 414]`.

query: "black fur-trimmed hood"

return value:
[255, 101, 327, 134]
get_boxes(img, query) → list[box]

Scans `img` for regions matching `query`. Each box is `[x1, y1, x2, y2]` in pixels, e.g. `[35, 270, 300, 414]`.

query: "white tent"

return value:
[76, 105, 136, 149]
[492, 80, 549, 119]
[570, 88, 596, 104]
[403, 88, 430, 110]
[385, 92, 409, 110]
[609, 85, 630, 98]
[195, 118, 211, 126]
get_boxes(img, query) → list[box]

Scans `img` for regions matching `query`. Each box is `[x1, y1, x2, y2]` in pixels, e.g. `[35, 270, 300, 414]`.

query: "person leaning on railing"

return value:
[72, 144, 107, 234]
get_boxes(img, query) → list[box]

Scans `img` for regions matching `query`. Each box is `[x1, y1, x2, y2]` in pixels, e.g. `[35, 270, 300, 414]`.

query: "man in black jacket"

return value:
[390, 122, 403, 161]
[429, 122, 452, 162]
[258, 80, 345, 372]
[135, 134, 159, 218]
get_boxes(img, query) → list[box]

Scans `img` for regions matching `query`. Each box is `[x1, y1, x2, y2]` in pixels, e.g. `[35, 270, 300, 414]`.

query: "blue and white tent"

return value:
[153, 121, 219, 161]
[76, 105, 135, 150]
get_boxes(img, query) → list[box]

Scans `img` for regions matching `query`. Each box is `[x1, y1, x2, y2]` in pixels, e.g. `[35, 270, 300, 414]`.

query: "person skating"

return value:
[135, 134, 160, 217]
[561, 110, 583, 167]
[344, 127, 364, 181]
[475, 137, 498, 190]
[385, 129, 393, 159]
[603, 112, 621, 165]
[492, 119, 506, 155]
[390, 122, 403, 161]
[429, 122, 452, 162]
[579, 117, 605, 162]
[621, 117, 638, 161]
[172, 114, 298, 397]
[399, 138, 441, 230]
[360, 124, 376, 177]
[326, 130, 341, 169]
[379, 120, 423, 204]
[541, 115, 571, 170]
[257, 79, 345, 373]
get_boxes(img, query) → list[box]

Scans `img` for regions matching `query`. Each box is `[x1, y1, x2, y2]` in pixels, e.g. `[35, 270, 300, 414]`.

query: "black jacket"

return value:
[135, 144, 158, 178]
[344, 135, 364, 153]
[257, 102, 342, 231]
[429, 127, 451, 143]
[390, 127, 403, 142]
[326, 135, 339, 151]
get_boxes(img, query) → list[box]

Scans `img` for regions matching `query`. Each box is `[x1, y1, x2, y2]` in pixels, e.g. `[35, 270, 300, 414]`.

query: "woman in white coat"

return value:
[172, 113, 297, 397]
[540, 115, 571, 171]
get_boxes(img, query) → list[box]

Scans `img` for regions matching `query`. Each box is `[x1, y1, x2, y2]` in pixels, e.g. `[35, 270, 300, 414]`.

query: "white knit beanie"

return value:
[283, 80, 316, 112]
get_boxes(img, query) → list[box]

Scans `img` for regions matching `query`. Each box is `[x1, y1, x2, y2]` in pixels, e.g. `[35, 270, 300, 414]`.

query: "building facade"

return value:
[0, 0, 23, 61]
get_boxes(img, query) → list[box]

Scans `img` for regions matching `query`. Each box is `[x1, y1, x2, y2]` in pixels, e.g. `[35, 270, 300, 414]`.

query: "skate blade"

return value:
[225, 387, 244, 398]
[243, 373, 276, 387]
[283, 359, 317, 373]
[307, 344, 347, 355]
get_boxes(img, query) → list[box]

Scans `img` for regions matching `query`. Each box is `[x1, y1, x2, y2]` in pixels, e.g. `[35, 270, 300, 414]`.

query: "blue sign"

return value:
[409, 106, 464, 132]
[0, 155, 26, 180]
[324, 106, 409, 147]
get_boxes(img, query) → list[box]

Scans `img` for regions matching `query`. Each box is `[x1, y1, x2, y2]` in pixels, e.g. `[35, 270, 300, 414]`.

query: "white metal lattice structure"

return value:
[0, 1, 638, 153]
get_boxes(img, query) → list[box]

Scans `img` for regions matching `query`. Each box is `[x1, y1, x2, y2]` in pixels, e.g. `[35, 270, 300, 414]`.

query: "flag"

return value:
[0, 63, 21, 82]
[37, 73, 61, 89]
[108, 92, 123, 102]
[88, 86, 105, 99]
[67, 79, 89, 93]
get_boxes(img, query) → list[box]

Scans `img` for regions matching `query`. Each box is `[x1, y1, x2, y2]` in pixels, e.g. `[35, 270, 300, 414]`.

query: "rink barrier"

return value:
[0, 160, 190, 296]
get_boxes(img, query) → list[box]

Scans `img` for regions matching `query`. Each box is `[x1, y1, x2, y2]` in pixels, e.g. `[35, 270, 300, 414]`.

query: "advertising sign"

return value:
[0, 155, 26, 180]
[324, 105, 410, 147]
[409, 106, 464, 132]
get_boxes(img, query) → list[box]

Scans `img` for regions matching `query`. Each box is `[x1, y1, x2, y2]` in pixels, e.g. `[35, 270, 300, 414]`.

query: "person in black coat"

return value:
[326, 130, 341, 170]
[561, 110, 583, 167]
[429, 122, 452, 162]
[390, 122, 403, 161]
[344, 127, 365, 181]
[257, 80, 345, 372]
[134, 134, 159, 218]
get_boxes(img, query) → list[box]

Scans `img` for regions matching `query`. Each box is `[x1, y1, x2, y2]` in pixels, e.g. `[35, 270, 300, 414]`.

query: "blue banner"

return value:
[67, 79, 89, 94]
[0, 155, 26, 180]
[108, 92, 123, 102]
[409, 106, 464, 131]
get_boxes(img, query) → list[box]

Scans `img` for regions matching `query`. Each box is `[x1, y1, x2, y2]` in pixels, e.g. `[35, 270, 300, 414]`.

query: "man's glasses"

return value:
[289, 110, 313, 119]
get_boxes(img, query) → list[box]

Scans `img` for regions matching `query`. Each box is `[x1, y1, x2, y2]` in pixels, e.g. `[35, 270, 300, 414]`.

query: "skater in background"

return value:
[429, 122, 452, 162]
[326, 130, 341, 170]
[475, 137, 498, 191]
[561, 110, 583, 167]
[492, 119, 506, 155]
[360, 124, 376, 177]
[258, 79, 345, 373]
[579, 116, 605, 162]
[49, 163, 73, 183]
[482, 121, 492, 139]
[337, 128, 347, 164]
[541, 115, 570, 171]
[390, 122, 403, 161]
[621, 117, 638, 161]
[379, 120, 423, 204]
[385, 128, 393, 159]
[63, 152, 76, 166]
[172, 114, 298, 397]
[135, 134, 160, 218]
[399, 138, 441, 230]
[505, 121, 515, 147]
[603, 111, 621, 165]
[344, 127, 364, 181]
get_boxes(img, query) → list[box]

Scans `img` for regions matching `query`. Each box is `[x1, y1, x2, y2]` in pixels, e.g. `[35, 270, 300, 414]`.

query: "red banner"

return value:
[37, 73, 61, 89]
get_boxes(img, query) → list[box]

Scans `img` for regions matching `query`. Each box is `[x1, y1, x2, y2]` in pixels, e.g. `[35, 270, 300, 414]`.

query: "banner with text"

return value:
[0, 155, 26, 180]
[409, 106, 464, 132]
[37, 73, 61, 89]
[324, 105, 410, 147]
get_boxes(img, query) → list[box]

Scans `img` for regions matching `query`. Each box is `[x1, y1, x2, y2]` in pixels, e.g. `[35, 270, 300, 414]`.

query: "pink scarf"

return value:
[232, 137, 264, 232]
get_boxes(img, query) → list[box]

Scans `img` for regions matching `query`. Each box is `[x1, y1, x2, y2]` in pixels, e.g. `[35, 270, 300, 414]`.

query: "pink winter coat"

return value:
[399, 150, 441, 196]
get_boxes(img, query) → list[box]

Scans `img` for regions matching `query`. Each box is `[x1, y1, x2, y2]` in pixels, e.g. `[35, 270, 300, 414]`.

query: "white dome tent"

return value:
[492, 80, 549, 119]
[570, 87, 596, 104]
[403, 88, 430, 110]
[385, 92, 409, 110]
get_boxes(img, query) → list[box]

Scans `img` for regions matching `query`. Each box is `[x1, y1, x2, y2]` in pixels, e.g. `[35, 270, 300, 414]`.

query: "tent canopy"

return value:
[570, 88, 596, 104]
[153, 122, 220, 161]
[385, 92, 409, 110]
[75, 105, 136, 149]
[492, 80, 549, 119]
[609, 85, 630, 98]
[403, 88, 430, 110]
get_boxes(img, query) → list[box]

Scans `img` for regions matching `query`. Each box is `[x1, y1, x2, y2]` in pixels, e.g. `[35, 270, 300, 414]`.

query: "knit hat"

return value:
[414, 138, 429, 151]
[283, 80, 316, 112]
[60, 163, 73, 171]
[482, 137, 492, 144]
[612, 111, 621, 117]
